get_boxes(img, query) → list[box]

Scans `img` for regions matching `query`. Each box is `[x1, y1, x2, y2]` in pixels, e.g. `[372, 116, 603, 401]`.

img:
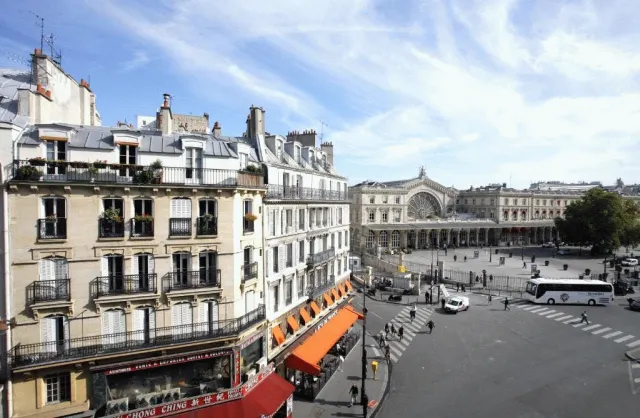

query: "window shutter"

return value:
[41, 317, 55, 352]
[171, 304, 181, 327]
[183, 303, 193, 326]
[147, 255, 155, 274]
[40, 258, 54, 281]
[292, 242, 297, 266]
[133, 308, 143, 341]
[198, 301, 209, 324]
[102, 310, 114, 346]
[132, 254, 139, 276]
[170, 199, 180, 218]
[101, 256, 109, 277]
[183, 199, 192, 218]
[62, 317, 70, 351]
[279, 244, 285, 270]
[266, 248, 272, 276]
[269, 210, 275, 237]
[148, 307, 156, 339]
[210, 301, 219, 329]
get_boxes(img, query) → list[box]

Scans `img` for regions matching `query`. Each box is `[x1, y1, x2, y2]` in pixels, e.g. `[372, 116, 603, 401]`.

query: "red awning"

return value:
[171, 373, 294, 418]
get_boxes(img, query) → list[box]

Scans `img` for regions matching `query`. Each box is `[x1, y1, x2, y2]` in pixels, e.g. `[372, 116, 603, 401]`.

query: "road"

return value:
[352, 289, 640, 418]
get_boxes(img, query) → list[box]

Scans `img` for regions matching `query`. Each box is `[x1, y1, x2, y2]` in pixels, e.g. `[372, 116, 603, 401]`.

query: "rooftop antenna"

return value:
[31, 12, 45, 52]
[317, 118, 329, 143]
[5, 52, 30, 68]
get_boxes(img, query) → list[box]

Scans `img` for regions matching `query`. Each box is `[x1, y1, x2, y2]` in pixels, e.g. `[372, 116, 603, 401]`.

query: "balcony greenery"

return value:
[101, 208, 122, 222]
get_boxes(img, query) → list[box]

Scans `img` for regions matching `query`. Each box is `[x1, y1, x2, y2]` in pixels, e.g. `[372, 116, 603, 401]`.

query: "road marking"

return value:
[390, 344, 404, 357]
[530, 307, 550, 313]
[614, 335, 635, 343]
[515, 303, 530, 308]
[372, 346, 381, 358]
[403, 334, 413, 342]
[603, 331, 623, 339]
[591, 327, 612, 335]
[632, 364, 640, 369]
[390, 353, 399, 363]
[563, 318, 579, 324]
[635, 378, 640, 384]
[630, 362, 638, 395]
[582, 324, 601, 331]
[573, 322, 587, 328]
[403, 328, 416, 337]
[546, 312, 564, 319]
[626, 340, 640, 348]
[539, 309, 556, 315]
[521, 306, 538, 311]
[556, 315, 573, 321]
[404, 323, 421, 333]
[399, 338, 410, 347]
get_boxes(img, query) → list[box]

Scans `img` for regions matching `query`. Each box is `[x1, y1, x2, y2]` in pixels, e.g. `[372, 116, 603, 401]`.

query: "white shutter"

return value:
[171, 304, 181, 328]
[279, 245, 285, 271]
[132, 254, 139, 276]
[101, 256, 109, 276]
[62, 317, 70, 351]
[198, 301, 209, 333]
[41, 317, 56, 353]
[266, 248, 272, 276]
[170, 199, 180, 218]
[148, 255, 155, 274]
[292, 242, 297, 266]
[116, 310, 126, 344]
[210, 300, 219, 329]
[133, 308, 144, 341]
[183, 303, 193, 327]
[148, 307, 156, 339]
[102, 310, 114, 345]
[183, 199, 192, 218]
[269, 210, 275, 237]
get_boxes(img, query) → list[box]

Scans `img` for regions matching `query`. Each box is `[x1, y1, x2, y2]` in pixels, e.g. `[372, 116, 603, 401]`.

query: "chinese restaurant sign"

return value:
[104, 350, 233, 375]
[106, 363, 276, 418]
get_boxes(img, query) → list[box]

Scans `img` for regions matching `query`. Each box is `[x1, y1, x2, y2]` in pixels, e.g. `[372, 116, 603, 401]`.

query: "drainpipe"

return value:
[1, 162, 13, 418]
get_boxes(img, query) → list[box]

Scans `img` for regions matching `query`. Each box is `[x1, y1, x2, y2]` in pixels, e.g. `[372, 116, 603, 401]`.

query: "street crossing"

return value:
[506, 299, 640, 349]
[378, 305, 435, 364]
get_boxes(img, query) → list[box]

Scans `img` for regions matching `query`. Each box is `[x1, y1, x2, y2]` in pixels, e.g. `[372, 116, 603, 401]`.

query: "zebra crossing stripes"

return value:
[538, 309, 556, 315]
[603, 331, 623, 339]
[581, 324, 601, 331]
[546, 312, 565, 319]
[626, 339, 640, 348]
[379, 305, 435, 364]
[555, 315, 574, 322]
[591, 327, 611, 335]
[614, 335, 635, 344]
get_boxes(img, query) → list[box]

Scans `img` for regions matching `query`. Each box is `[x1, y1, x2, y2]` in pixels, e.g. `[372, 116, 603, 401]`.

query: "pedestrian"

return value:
[390, 323, 397, 338]
[349, 384, 359, 407]
[456, 283, 460, 291]
[410, 304, 417, 322]
[488, 294, 492, 305]
[371, 360, 379, 380]
[427, 319, 435, 334]
[503, 298, 510, 311]
[378, 331, 386, 348]
[398, 325, 404, 341]
[580, 311, 589, 324]
[461, 284, 466, 292]
[425, 291, 430, 304]
[338, 354, 345, 372]
[441, 298, 446, 310]
[523, 261, 527, 269]
[464, 255, 467, 262]
[384, 323, 390, 338]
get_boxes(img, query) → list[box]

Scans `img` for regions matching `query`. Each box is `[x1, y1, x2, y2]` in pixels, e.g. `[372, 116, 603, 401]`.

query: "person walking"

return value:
[456, 283, 460, 292]
[378, 331, 386, 348]
[338, 354, 345, 372]
[503, 298, 510, 311]
[390, 323, 397, 338]
[349, 384, 359, 407]
[384, 323, 390, 338]
[580, 311, 589, 324]
[427, 319, 435, 334]
[441, 297, 446, 310]
[398, 325, 404, 341]
[384, 344, 391, 363]
[371, 360, 379, 380]
[425, 291, 430, 304]
[410, 304, 417, 322]
[488, 293, 492, 305]
[523, 261, 527, 269]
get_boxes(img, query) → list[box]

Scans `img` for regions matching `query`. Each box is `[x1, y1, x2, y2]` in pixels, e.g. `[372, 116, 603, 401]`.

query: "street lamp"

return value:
[489, 244, 492, 263]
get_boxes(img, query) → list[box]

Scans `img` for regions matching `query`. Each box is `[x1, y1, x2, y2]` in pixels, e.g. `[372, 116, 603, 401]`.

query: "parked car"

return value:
[557, 249, 572, 255]
[444, 296, 470, 313]
[629, 299, 640, 312]
[621, 258, 638, 267]
[542, 242, 555, 248]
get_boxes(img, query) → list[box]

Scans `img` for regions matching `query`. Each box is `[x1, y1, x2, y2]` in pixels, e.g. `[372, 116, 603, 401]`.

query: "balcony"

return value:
[131, 219, 154, 238]
[164, 270, 221, 292]
[98, 219, 125, 238]
[27, 279, 71, 305]
[265, 185, 349, 201]
[306, 280, 335, 299]
[90, 274, 157, 298]
[169, 218, 192, 237]
[37, 218, 67, 240]
[241, 262, 258, 282]
[8, 305, 266, 368]
[11, 160, 265, 188]
[196, 216, 218, 236]
[306, 247, 336, 267]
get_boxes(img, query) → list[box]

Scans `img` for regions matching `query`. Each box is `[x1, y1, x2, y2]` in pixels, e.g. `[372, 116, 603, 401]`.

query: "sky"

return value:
[2, 0, 640, 189]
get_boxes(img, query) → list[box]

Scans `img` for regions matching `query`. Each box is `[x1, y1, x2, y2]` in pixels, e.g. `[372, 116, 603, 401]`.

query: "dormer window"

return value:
[276, 141, 283, 159]
[119, 145, 137, 176]
[294, 146, 300, 163]
[45, 140, 66, 176]
[186, 148, 203, 181]
[322, 155, 327, 167]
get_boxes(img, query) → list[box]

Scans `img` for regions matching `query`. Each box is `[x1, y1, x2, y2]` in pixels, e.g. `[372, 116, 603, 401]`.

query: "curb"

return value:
[368, 331, 392, 418]
[625, 349, 640, 362]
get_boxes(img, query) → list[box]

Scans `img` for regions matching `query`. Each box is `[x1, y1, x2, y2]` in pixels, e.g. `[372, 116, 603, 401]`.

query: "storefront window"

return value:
[240, 337, 264, 375]
[102, 355, 231, 415]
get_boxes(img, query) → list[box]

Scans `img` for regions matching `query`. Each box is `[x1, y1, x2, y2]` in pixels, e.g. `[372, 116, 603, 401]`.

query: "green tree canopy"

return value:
[554, 188, 640, 255]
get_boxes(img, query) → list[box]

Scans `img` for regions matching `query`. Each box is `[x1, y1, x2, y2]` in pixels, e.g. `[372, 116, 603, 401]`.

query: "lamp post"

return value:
[361, 279, 368, 417]
[489, 244, 492, 263]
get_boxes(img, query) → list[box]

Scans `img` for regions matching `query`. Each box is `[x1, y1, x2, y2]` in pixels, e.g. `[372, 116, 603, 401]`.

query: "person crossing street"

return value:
[398, 325, 404, 341]
[580, 311, 589, 324]
[427, 320, 435, 334]
[390, 323, 397, 338]
[503, 298, 510, 311]
[410, 303, 417, 323]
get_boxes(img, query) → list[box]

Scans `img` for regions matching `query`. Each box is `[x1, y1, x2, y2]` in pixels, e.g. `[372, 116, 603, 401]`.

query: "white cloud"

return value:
[89, 0, 640, 188]
[121, 51, 150, 72]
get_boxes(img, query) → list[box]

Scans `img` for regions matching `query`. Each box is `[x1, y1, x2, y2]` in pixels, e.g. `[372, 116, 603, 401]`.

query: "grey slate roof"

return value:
[17, 123, 260, 160]
[0, 69, 32, 127]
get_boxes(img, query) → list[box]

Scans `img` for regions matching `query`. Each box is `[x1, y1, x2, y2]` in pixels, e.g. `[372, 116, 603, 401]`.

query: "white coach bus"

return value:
[525, 278, 614, 306]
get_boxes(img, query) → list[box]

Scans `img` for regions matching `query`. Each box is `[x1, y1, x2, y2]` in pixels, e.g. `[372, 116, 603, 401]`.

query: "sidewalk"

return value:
[293, 323, 389, 417]
[626, 347, 640, 362]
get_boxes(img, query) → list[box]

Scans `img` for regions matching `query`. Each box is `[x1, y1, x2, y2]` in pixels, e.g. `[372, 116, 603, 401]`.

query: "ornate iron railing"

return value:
[306, 247, 335, 266]
[241, 262, 258, 282]
[265, 185, 348, 201]
[196, 216, 217, 235]
[163, 270, 221, 291]
[169, 218, 192, 236]
[37, 218, 67, 239]
[27, 279, 71, 304]
[99, 219, 125, 238]
[90, 274, 157, 298]
[131, 219, 154, 237]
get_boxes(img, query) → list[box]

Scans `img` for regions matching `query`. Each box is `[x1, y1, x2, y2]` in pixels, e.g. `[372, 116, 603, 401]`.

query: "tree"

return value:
[554, 188, 640, 255]
[616, 178, 624, 188]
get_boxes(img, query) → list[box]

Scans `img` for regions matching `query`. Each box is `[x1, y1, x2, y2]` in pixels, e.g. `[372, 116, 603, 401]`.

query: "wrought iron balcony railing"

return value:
[98, 219, 125, 238]
[306, 247, 335, 267]
[131, 219, 154, 237]
[196, 216, 218, 236]
[37, 218, 67, 239]
[306, 280, 335, 299]
[163, 270, 221, 291]
[241, 262, 258, 282]
[169, 218, 192, 236]
[27, 279, 71, 305]
[90, 274, 157, 298]
[265, 185, 349, 201]
[8, 305, 266, 368]
[11, 160, 264, 188]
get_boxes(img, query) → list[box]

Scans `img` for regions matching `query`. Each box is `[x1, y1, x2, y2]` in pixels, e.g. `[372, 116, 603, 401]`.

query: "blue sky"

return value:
[2, 0, 640, 189]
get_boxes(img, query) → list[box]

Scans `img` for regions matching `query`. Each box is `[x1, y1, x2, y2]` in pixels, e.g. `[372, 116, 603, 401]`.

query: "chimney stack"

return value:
[213, 121, 222, 137]
[158, 93, 173, 136]
[320, 141, 334, 166]
[247, 105, 265, 138]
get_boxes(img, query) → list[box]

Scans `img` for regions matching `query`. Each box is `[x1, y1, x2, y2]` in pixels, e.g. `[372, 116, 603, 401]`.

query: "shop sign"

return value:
[104, 349, 233, 375]
[239, 330, 264, 349]
[314, 309, 339, 334]
[234, 349, 241, 386]
[106, 363, 276, 418]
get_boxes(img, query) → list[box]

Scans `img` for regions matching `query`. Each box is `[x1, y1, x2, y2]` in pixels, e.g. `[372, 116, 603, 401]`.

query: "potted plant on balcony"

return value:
[47, 160, 68, 168]
[93, 160, 108, 169]
[109, 163, 123, 170]
[150, 159, 163, 183]
[28, 157, 46, 166]
[101, 208, 122, 223]
[244, 165, 262, 174]
[88, 165, 99, 182]
[134, 213, 153, 223]
[244, 213, 258, 222]
[15, 165, 42, 180]
[133, 168, 154, 184]
[69, 161, 90, 169]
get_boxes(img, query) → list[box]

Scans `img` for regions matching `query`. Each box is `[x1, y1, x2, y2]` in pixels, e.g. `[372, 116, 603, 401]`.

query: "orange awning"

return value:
[331, 288, 340, 301]
[299, 307, 312, 324]
[323, 292, 334, 306]
[285, 305, 364, 375]
[339, 284, 347, 296]
[272, 325, 286, 346]
[286, 316, 300, 333]
[309, 301, 321, 316]
[345, 280, 354, 292]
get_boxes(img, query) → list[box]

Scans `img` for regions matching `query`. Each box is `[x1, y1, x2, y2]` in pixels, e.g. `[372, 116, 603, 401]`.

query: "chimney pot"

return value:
[162, 93, 171, 108]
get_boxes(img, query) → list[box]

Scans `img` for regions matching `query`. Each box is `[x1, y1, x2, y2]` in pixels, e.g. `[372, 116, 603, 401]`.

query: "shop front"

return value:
[269, 280, 362, 400]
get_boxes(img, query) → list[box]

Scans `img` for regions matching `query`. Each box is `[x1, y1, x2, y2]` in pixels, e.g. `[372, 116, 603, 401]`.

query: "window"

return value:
[338, 232, 342, 248]
[45, 373, 70, 404]
[199, 251, 218, 285]
[272, 284, 280, 312]
[368, 211, 375, 222]
[197, 199, 217, 235]
[276, 141, 283, 159]
[132, 253, 154, 291]
[243, 200, 254, 233]
[345, 231, 348, 246]
[239, 152, 248, 169]
[102, 309, 126, 345]
[245, 290, 256, 312]
[132, 198, 153, 237]
[322, 209, 328, 226]
[331, 233, 335, 249]
[299, 241, 305, 263]
[171, 302, 193, 336]
[38, 257, 69, 300]
[366, 231, 375, 247]
[382, 196, 388, 204]
[338, 208, 343, 224]
[101, 254, 124, 294]
[298, 209, 305, 230]
[504, 198, 509, 205]
[45, 140, 66, 175]
[379, 231, 388, 248]
[337, 259, 342, 275]
[490, 198, 494, 205]
[285, 209, 293, 228]
[369, 197, 375, 204]
[185, 148, 203, 180]
[119, 144, 137, 176]
[40, 197, 66, 239]
[297, 273, 304, 298]
[172, 252, 191, 287]
[393, 210, 401, 222]
[170, 198, 192, 236]
[391, 231, 400, 248]
[285, 280, 293, 305]
[395, 196, 401, 204]
[198, 300, 219, 334]
[273, 247, 279, 273]
[381, 211, 388, 222]
[308, 209, 314, 228]
[286, 243, 293, 268]
[100, 198, 124, 237]
[133, 307, 156, 343]
[41, 315, 69, 354]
